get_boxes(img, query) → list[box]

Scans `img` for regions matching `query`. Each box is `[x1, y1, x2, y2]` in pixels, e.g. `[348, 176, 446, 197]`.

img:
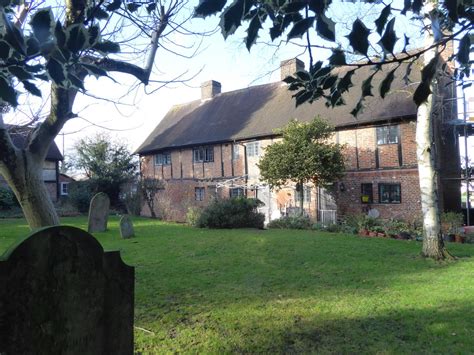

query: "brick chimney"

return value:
[201, 80, 221, 100]
[280, 58, 304, 81]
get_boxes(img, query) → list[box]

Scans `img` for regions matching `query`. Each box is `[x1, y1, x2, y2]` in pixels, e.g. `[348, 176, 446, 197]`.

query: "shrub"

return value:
[186, 206, 203, 226]
[0, 186, 19, 210]
[268, 215, 311, 230]
[68, 181, 94, 213]
[197, 198, 264, 229]
[122, 190, 141, 216]
[441, 211, 464, 235]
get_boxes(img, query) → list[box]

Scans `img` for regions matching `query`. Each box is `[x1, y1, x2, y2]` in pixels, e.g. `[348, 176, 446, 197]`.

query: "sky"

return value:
[4, 0, 473, 162]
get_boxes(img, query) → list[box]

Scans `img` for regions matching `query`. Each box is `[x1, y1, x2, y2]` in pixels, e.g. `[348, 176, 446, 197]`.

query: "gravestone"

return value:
[88, 192, 110, 233]
[0, 226, 134, 354]
[120, 215, 135, 239]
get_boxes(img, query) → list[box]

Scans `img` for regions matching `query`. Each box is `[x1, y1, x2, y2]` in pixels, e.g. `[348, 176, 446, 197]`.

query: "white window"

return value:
[193, 146, 214, 162]
[295, 186, 311, 203]
[376, 125, 399, 145]
[60, 182, 69, 196]
[246, 142, 259, 157]
[155, 152, 171, 165]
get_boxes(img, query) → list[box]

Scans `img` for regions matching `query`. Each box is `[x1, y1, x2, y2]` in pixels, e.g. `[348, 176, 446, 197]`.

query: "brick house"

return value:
[136, 58, 460, 223]
[0, 127, 63, 202]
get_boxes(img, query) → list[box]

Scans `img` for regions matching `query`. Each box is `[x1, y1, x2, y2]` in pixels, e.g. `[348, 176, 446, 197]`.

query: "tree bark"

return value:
[416, 6, 452, 260]
[298, 181, 304, 216]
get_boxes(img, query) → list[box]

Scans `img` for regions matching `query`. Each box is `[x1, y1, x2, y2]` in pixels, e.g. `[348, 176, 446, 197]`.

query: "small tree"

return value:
[73, 133, 137, 208]
[258, 117, 345, 215]
[140, 178, 164, 219]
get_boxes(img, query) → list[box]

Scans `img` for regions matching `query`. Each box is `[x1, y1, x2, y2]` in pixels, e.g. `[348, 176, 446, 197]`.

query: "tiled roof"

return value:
[136, 61, 419, 155]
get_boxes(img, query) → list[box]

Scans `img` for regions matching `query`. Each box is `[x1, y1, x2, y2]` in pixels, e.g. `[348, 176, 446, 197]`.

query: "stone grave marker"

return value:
[88, 192, 110, 233]
[0, 226, 134, 354]
[120, 215, 135, 239]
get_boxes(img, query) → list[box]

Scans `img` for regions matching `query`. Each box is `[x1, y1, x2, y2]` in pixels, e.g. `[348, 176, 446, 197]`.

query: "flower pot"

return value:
[454, 235, 465, 243]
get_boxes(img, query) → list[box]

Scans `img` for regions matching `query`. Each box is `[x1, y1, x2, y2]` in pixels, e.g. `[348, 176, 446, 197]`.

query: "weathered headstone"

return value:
[120, 215, 135, 239]
[88, 192, 110, 233]
[0, 226, 134, 354]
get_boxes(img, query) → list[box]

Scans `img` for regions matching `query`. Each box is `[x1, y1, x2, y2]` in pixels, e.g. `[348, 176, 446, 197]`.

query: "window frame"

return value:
[154, 152, 171, 166]
[60, 182, 69, 196]
[232, 144, 240, 160]
[376, 125, 399, 145]
[378, 183, 401, 204]
[230, 187, 245, 198]
[295, 186, 311, 203]
[361, 183, 373, 204]
[246, 141, 260, 157]
[195, 187, 205, 201]
[193, 146, 214, 163]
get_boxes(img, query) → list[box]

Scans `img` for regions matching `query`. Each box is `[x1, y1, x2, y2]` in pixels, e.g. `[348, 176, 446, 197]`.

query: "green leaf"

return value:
[3, 12, 26, 55]
[361, 72, 377, 97]
[146, 3, 157, 13]
[88, 25, 100, 46]
[346, 19, 370, 56]
[378, 17, 397, 55]
[55, 21, 66, 48]
[413, 82, 430, 106]
[25, 64, 43, 73]
[0, 40, 10, 60]
[379, 67, 397, 98]
[322, 75, 337, 90]
[81, 63, 107, 77]
[288, 17, 315, 40]
[106, 0, 122, 12]
[30, 7, 54, 43]
[294, 90, 312, 107]
[412, 0, 422, 14]
[328, 49, 346, 66]
[375, 4, 391, 35]
[316, 14, 335, 42]
[403, 61, 413, 85]
[46, 57, 66, 84]
[91, 7, 109, 20]
[295, 70, 311, 81]
[26, 37, 40, 56]
[337, 69, 355, 94]
[220, 0, 246, 39]
[127, 3, 141, 12]
[350, 100, 364, 117]
[309, 0, 332, 15]
[93, 41, 120, 53]
[22, 80, 42, 97]
[67, 24, 88, 52]
[282, 76, 297, 84]
[401, 0, 411, 15]
[402, 34, 410, 53]
[413, 56, 439, 106]
[0, 75, 18, 107]
[194, 0, 227, 18]
[246, 14, 261, 50]
[68, 73, 85, 91]
[9, 65, 33, 81]
[283, 1, 306, 13]
[457, 33, 470, 66]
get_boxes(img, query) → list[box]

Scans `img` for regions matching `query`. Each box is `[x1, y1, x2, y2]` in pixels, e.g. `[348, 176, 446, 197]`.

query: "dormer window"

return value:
[155, 152, 171, 165]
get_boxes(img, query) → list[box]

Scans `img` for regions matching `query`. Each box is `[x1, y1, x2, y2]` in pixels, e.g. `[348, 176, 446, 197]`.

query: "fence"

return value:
[319, 209, 337, 225]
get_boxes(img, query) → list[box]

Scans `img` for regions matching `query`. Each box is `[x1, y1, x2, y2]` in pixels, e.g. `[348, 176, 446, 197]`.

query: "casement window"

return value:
[361, 183, 373, 204]
[193, 146, 214, 162]
[246, 142, 260, 157]
[376, 125, 399, 145]
[230, 187, 244, 198]
[232, 144, 240, 160]
[295, 186, 311, 203]
[379, 183, 401, 204]
[195, 187, 205, 201]
[60, 182, 69, 196]
[154, 152, 171, 165]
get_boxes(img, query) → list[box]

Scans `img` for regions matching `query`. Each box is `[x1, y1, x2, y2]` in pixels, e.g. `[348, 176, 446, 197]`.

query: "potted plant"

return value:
[441, 212, 464, 243]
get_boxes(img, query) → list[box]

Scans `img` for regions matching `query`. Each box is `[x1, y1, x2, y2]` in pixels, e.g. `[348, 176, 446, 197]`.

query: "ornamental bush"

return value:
[68, 181, 94, 213]
[267, 216, 311, 230]
[196, 198, 264, 229]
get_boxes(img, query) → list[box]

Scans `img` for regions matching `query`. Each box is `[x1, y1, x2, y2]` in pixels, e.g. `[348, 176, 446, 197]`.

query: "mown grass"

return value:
[1, 216, 473, 353]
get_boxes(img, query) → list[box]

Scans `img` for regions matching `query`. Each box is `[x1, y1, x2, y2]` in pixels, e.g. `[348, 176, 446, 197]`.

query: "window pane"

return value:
[379, 183, 401, 204]
[233, 145, 239, 160]
[376, 126, 399, 145]
[361, 183, 373, 203]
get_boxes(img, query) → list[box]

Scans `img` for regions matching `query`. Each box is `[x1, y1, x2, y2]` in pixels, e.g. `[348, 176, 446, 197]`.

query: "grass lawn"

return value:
[1, 216, 473, 353]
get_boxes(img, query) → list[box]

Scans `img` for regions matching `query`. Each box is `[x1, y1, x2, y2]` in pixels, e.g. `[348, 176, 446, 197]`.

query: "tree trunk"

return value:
[298, 182, 304, 216]
[0, 148, 59, 229]
[416, 8, 451, 260]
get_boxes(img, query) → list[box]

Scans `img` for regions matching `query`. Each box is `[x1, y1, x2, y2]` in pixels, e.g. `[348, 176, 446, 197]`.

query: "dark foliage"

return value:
[197, 197, 265, 229]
